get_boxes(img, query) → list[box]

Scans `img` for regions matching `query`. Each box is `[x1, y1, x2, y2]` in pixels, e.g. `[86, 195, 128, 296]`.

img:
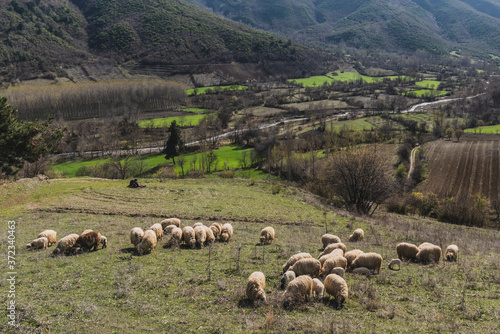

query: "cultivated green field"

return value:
[405, 89, 450, 97]
[137, 114, 213, 128]
[465, 124, 500, 134]
[186, 85, 248, 96]
[0, 177, 498, 333]
[289, 72, 410, 87]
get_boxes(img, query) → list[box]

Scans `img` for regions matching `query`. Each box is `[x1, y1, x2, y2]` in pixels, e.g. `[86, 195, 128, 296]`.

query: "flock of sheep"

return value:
[130, 218, 234, 255]
[246, 227, 459, 309]
[26, 229, 107, 255]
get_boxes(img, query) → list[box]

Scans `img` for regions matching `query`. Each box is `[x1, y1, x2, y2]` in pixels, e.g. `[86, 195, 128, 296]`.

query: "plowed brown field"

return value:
[419, 134, 500, 200]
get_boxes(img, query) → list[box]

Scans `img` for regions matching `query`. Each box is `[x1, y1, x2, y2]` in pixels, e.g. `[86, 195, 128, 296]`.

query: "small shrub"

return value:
[219, 170, 235, 178]
[155, 166, 178, 180]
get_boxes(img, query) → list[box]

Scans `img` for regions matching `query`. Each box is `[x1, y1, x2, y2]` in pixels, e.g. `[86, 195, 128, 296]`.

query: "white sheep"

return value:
[348, 228, 364, 242]
[280, 270, 296, 290]
[352, 267, 374, 276]
[416, 243, 442, 264]
[193, 222, 204, 228]
[321, 256, 348, 278]
[26, 237, 48, 250]
[52, 234, 79, 256]
[182, 226, 196, 249]
[220, 223, 233, 242]
[282, 253, 313, 273]
[324, 274, 348, 308]
[150, 223, 163, 241]
[318, 242, 347, 258]
[445, 244, 459, 262]
[204, 226, 215, 246]
[246, 271, 266, 303]
[388, 258, 401, 271]
[344, 249, 364, 269]
[312, 278, 325, 300]
[194, 225, 207, 248]
[100, 235, 108, 249]
[130, 227, 144, 247]
[284, 275, 314, 306]
[259, 226, 275, 245]
[37, 230, 57, 246]
[167, 227, 183, 248]
[330, 267, 345, 278]
[164, 225, 177, 236]
[290, 258, 322, 278]
[321, 234, 341, 248]
[351, 252, 383, 274]
[396, 242, 419, 261]
[160, 218, 181, 230]
[136, 230, 157, 255]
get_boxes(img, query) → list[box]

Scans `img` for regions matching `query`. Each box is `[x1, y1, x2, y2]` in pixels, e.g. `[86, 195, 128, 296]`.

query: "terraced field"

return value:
[420, 135, 500, 201]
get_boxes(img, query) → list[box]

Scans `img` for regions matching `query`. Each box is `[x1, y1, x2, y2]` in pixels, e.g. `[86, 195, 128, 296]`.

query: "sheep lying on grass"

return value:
[416, 243, 442, 264]
[130, 227, 144, 247]
[351, 252, 383, 274]
[38, 230, 57, 246]
[396, 242, 419, 261]
[388, 259, 401, 271]
[348, 228, 364, 242]
[75, 231, 101, 252]
[26, 237, 48, 250]
[52, 234, 79, 256]
[290, 258, 322, 278]
[284, 275, 314, 307]
[220, 223, 233, 242]
[182, 226, 196, 249]
[150, 223, 163, 241]
[137, 230, 157, 255]
[344, 249, 364, 269]
[194, 225, 207, 248]
[246, 271, 266, 303]
[352, 267, 374, 276]
[100, 235, 108, 249]
[321, 234, 341, 249]
[318, 243, 347, 258]
[445, 244, 459, 262]
[324, 274, 348, 309]
[259, 226, 275, 245]
[280, 271, 296, 290]
[161, 218, 181, 230]
[312, 278, 324, 300]
[282, 253, 313, 273]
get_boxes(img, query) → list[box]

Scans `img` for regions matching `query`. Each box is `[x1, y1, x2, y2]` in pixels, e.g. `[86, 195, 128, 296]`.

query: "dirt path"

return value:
[407, 147, 418, 179]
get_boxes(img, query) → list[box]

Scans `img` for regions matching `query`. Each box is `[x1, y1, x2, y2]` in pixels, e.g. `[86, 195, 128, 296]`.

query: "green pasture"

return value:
[465, 124, 500, 134]
[137, 114, 213, 128]
[186, 85, 248, 96]
[289, 71, 411, 87]
[405, 89, 449, 97]
[180, 108, 209, 113]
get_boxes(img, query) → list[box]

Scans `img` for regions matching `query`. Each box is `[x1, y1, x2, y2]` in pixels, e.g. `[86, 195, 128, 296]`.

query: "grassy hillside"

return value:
[0, 177, 499, 332]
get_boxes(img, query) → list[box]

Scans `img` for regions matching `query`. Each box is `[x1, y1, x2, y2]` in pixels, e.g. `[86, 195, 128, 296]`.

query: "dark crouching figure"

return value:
[128, 178, 145, 188]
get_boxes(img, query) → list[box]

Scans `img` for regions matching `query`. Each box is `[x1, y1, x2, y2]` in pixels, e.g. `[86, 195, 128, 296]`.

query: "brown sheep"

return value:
[259, 226, 275, 245]
[348, 228, 364, 242]
[290, 258, 322, 278]
[396, 242, 419, 261]
[166, 227, 183, 248]
[220, 223, 233, 242]
[416, 244, 442, 264]
[194, 226, 207, 248]
[351, 252, 383, 274]
[52, 234, 79, 256]
[130, 227, 144, 247]
[344, 249, 364, 269]
[445, 244, 459, 262]
[210, 223, 223, 239]
[182, 226, 196, 249]
[324, 274, 348, 308]
[150, 223, 163, 241]
[204, 226, 215, 246]
[160, 218, 181, 230]
[318, 242, 347, 258]
[284, 275, 314, 306]
[246, 271, 266, 303]
[137, 230, 157, 255]
[75, 231, 101, 252]
[282, 253, 313, 273]
[321, 234, 341, 249]
[38, 230, 57, 246]
[319, 249, 344, 266]
[321, 256, 348, 278]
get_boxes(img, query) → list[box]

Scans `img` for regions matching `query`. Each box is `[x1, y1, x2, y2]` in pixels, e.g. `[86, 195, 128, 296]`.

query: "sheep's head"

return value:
[26, 243, 32, 248]
[101, 236, 107, 248]
[446, 253, 456, 262]
[255, 290, 267, 302]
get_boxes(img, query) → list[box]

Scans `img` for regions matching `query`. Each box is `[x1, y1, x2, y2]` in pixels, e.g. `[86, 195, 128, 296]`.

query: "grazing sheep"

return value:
[149, 223, 163, 241]
[284, 275, 314, 306]
[130, 227, 144, 247]
[324, 274, 348, 308]
[182, 226, 196, 249]
[416, 244, 442, 264]
[137, 230, 157, 255]
[204, 226, 215, 246]
[445, 245, 459, 262]
[348, 228, 364, 242]
[193, 222, 204, 228]
[344, 249, 364, 269]
[318, 242, 347, 258]
[259, 226, 275, 245]
[37, 230, 57, 246]
[319, 249, 344, 266]
[388, 259, 401, 271]
[164, 225, 177, 236]
[282, 253, 313, 273]
[210, 223, 223, 239]
[396, 242, 419, 261]
[75, 231, 101, 252]
[290, 258, 322, 278]
[26, 237, 48, 250]
[194, 226, 207, 248]
[351, 252, 383, 274]
[280, 271, 296, 290]
[312, 278, 325, 300]
[52, 234, 79, 256]
[352, 267, 374, 276]
[321, 234, 341, 249]
[81, 229, 93, 234]
[100, 235, 108, 249]
[246, 271, 266, 303]
[220, 223, 233, 242]
[160, 218, 181, 230]
[330, 267, 345, 278]
[321, 256, 348, 278]
[167, 227, 183, 248]
[418, 242, 434, 249]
